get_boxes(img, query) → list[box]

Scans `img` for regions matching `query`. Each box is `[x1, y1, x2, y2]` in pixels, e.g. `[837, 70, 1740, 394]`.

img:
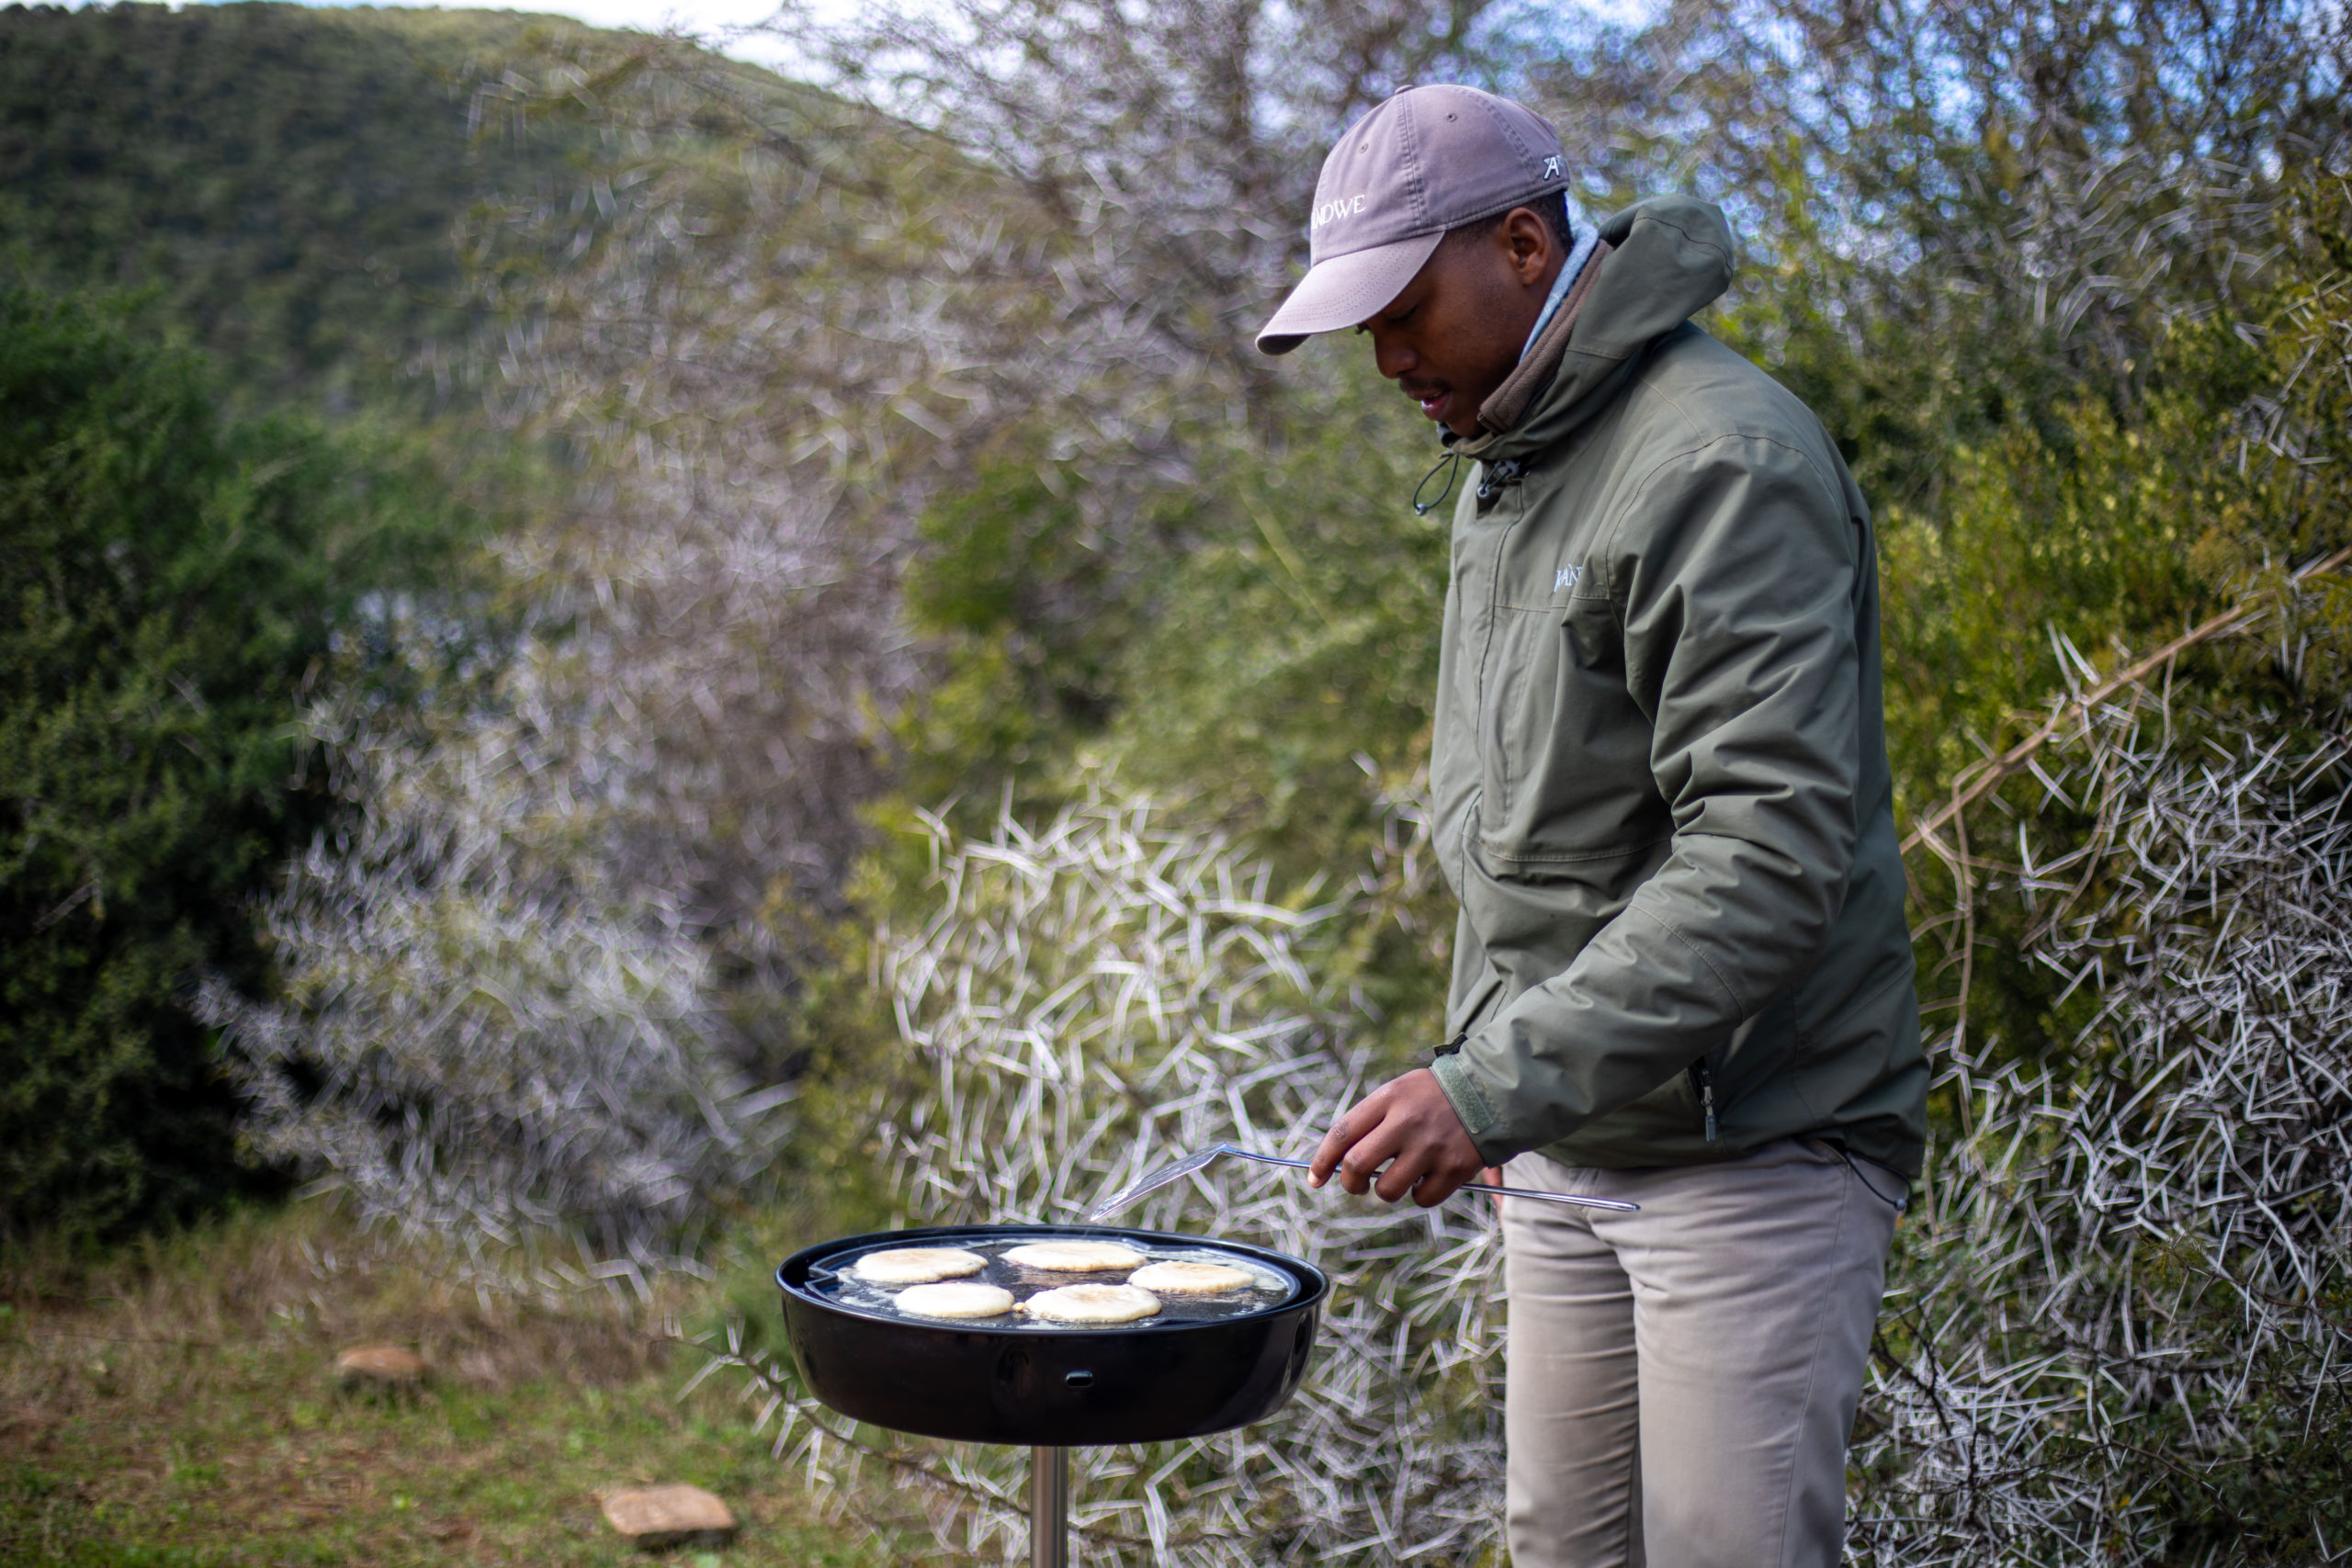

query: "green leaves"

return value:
[0, 287, 482, 1240]
[1876, 184, 2352, 834]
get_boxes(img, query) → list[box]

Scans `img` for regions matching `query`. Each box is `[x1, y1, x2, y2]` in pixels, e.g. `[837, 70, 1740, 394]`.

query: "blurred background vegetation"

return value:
[0, 285, 486, 1239]
[2, 0, 2347, 1561]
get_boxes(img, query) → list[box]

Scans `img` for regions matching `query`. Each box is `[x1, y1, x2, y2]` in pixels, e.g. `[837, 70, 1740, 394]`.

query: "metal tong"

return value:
[1086, 1141, 1637, 1221]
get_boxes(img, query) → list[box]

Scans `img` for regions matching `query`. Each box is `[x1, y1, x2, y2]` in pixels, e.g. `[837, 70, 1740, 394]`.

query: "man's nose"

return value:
[1370, 332, 1416, 381]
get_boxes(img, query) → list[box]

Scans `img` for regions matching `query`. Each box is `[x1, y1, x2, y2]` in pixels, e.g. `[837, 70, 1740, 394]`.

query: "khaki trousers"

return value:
[1499, 1138, 1902, 1568]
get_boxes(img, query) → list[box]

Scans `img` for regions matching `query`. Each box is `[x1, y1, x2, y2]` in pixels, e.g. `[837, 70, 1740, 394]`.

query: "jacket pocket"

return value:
[1479, 596, 1667, 864]
[1478, 604, 1551, 827]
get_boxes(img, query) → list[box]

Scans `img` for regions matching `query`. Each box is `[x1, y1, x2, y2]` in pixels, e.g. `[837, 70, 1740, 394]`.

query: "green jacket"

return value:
[1426, 197, 1928, 1179]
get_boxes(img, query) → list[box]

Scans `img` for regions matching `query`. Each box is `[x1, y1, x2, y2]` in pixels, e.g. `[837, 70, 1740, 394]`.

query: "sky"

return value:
[65, 0, 845, 71]
[312, 0, 823, 71]
[85, 0, 1670, 77]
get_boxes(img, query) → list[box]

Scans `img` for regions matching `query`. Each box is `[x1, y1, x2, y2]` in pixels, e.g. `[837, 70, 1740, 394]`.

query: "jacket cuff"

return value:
[1430, 1051, 1509, 1165]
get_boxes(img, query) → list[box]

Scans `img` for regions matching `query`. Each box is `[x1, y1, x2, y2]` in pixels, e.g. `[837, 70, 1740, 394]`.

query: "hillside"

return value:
[0, 1, 979, 1241]
[0, 2, 603, 413]
[0, 3, 604, 1238]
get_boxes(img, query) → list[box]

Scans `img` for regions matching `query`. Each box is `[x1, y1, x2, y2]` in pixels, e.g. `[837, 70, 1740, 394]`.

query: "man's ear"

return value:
[1502, 208, 1554, 287]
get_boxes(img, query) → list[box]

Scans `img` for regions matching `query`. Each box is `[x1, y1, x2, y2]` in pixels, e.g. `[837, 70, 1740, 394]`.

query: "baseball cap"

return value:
[1257, 85, 1569, 355]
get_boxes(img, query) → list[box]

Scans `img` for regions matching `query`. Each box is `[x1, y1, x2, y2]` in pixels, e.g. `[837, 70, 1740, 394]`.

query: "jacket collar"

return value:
[1443, 196, 1736, 467]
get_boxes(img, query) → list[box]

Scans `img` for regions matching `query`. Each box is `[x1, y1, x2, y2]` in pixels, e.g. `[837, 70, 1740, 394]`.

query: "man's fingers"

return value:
[1309, 1070, 1484, 1205]
[1375, 1143, 1430, 1204]
[1334, 1113, 1406, 1196]
[1308, 1097, 1376, 1187]
[1402, 1156, 1450, 1207]
[1337, 1147, 1382, 1196]
[1413, 1155, 1486, 1208]
[1307, 1123, 1349, 1188]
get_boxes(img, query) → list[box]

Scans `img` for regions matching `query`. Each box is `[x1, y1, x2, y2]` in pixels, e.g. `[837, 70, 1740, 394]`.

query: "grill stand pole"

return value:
[1030, 1445, 1069, 1568]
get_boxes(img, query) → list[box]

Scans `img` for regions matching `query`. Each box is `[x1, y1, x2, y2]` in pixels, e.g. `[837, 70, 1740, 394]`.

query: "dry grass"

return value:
[0, 1203, 887, 1567]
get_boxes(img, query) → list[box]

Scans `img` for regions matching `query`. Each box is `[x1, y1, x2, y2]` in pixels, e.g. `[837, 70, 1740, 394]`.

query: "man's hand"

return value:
[1307, 1068, 1487, 1208]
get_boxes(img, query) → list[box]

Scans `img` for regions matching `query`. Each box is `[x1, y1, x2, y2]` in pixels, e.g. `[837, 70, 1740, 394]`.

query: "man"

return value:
[1257, 85, 1928, 1567]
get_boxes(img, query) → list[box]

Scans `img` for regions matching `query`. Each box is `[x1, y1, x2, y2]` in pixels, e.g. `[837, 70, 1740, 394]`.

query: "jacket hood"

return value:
[1448, 196, 1736, 465]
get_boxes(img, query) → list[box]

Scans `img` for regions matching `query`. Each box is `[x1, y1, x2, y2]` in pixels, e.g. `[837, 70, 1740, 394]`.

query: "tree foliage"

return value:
[0, 286, 478, 1239]
[197, 33, 1030, 1269]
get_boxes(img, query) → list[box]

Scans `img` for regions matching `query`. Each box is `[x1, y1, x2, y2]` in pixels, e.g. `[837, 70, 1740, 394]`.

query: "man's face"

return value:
[1356, 207, 1562, 438]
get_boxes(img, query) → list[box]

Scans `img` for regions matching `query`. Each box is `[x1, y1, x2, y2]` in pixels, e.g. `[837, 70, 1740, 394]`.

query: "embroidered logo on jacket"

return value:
[1554, 564, 1584, 592]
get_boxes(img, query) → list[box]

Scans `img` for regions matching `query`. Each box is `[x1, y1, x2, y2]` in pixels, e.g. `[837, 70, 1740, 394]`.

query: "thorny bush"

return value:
[705, 795, 1513, 1563]
[1857, 684, 2352, 1565]
[707, 734, 2351, 1562]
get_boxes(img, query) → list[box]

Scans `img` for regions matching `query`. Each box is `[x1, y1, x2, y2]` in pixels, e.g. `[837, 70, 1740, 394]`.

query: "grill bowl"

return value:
[776, 1224, 1327, 1445]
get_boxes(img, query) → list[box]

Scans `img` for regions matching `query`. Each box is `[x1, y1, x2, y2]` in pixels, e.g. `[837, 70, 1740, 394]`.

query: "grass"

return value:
[0, 1204, 891, 1567]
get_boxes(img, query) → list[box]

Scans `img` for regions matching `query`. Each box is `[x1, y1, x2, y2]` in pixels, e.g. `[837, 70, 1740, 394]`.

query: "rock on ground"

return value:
[334, 1344, 426, 1389]
[600, 1483, 738, 1551]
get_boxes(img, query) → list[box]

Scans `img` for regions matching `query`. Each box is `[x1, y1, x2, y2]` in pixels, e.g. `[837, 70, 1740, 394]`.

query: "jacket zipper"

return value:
[1689, 1060, 1718, 1143]
[1474, 457, 1525, 506]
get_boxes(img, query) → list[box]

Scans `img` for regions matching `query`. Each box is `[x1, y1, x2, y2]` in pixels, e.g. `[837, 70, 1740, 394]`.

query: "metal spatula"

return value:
[1086, 1141, 1638, 1220]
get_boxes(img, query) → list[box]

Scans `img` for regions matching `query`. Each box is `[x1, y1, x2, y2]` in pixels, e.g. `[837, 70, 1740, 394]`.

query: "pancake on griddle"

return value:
[1001, 1240, 1146, 1273]
[895, 1280, 1017, 1319]
[853, 1246, 989, 1285]
[1128, 1259, 1257, 1295]
[1022, 1282, 1162, 1324]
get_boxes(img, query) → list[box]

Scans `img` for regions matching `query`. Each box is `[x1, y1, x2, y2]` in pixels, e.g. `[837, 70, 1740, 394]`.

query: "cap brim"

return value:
[1255, 231, 1446, 355]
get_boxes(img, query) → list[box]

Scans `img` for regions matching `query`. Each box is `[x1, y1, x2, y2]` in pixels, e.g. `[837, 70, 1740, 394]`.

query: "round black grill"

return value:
[775, 1223, 1326, 1446]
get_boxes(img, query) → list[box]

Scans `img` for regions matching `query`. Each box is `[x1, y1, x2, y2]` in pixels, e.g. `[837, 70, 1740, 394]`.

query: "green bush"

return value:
[0, 286, 481, 1240]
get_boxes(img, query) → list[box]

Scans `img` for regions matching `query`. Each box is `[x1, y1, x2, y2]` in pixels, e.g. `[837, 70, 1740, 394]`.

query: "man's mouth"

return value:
[1406, 384, 1452, 422]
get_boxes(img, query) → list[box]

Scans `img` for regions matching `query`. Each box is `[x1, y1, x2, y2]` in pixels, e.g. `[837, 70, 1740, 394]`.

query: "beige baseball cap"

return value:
[1257, 85, 1569, 355]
